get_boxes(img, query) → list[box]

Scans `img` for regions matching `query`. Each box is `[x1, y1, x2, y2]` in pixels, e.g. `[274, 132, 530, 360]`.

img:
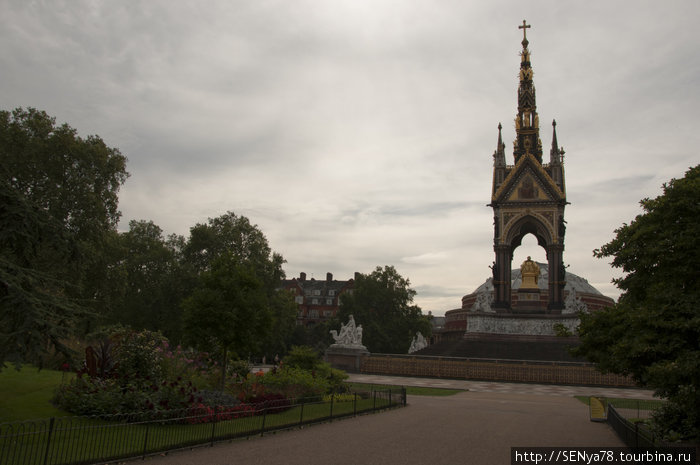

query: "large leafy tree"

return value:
[0, 108, 129, 368]
[182, 255, 269, 384]
[0, 178, 85, 368]
[574, 165, 700, 441]
[337, 266, 431, 354]
[109, 220, 190, 342]
[181, 212, 296, 370]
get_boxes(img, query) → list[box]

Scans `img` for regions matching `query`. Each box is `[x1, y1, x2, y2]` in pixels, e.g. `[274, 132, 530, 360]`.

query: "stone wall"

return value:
[360, 354, 635, 387]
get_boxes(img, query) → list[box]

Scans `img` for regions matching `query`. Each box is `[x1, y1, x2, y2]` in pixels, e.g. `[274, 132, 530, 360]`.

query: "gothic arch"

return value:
[493, 213, 565, 313]
[503, 213, 553, 252]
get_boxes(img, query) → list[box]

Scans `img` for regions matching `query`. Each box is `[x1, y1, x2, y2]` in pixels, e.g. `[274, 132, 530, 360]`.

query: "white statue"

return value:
[330, 315, 365, 347]
[408, 332, 428, 354]
[563, 288, 588, 314]
[470, 290, 495, 313]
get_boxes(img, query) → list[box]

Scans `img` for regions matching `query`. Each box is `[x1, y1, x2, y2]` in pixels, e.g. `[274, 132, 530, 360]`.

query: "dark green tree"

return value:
[574, 165, 700, 442]
[183, 211, 285, 284]
[110, 220, 190, 342]
[181, 212, 296, 378]
[337, 266, 431, 354]
[0, 107, 129, 368]
[0, 178, 86, 368]
[182, 255, 269, 386]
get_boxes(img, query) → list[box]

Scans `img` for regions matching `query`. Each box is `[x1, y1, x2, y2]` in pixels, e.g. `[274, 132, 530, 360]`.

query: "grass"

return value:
[348, 382, 464, 397]
[0, 366, 73, 423]
[574, 395, 664, 410]
[0, 368, 404, 465]
[1, 392, 398, 465]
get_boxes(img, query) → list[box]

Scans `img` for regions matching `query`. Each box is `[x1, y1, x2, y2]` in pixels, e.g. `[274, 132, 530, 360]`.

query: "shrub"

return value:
[187, 403, 255, 424]
[227, 359, 251, 380]
[159, 342, 216, 389]
[323, 393, 355, 403]
[53, 372, 203, 416]
[110, 329, 167, 387]
[283, 346, 322, 371]
[52, 376, 149, 416]
[327, 367, 349, 393]
[260, 366, 329, 401]
[282, 345, 349, 394]
[246, 393, 291, 414]
[197, 389, 241, 408]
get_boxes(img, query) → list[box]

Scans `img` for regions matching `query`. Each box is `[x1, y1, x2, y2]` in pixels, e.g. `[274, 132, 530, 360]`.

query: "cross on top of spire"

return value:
[519, 20, 531, 46]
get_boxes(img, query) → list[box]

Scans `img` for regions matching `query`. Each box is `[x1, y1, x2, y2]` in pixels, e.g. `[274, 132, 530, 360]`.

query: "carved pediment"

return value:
[492, 153, 565, 204]
[506, 173, 551, 201]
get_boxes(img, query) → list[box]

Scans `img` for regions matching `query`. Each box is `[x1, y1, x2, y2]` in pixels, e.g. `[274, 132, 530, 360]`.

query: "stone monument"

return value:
[434, 22, 615, 362]
[328, 315, 367, 350]
[408, 332, 428, 354]
[324, 315, 369, 371]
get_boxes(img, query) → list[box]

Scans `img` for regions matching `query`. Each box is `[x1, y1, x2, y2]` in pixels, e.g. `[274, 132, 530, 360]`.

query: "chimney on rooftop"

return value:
[326, 272, 333, 282]
[299, 272, 306, 281]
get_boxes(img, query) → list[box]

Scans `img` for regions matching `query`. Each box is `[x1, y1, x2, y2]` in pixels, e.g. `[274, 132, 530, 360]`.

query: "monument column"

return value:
[546, 244, 565, 313]
[492, 244, 512, 312]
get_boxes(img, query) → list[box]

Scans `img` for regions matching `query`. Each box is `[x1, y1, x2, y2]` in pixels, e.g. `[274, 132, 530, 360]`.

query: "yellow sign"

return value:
[589, 397, 607, 422]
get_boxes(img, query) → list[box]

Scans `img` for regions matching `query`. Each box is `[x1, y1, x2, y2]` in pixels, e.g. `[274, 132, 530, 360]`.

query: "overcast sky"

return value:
[2, 1, 698, 315]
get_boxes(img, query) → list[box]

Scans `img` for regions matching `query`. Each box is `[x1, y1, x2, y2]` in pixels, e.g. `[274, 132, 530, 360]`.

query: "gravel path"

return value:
[141, 390, 623, 465]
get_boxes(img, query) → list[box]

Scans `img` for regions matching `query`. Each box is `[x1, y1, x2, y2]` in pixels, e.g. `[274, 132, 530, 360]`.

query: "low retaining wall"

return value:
[360, 354, 635, 387]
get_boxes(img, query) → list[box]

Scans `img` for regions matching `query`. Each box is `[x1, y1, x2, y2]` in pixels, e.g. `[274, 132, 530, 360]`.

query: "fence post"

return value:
[402, 387, 407, 407]
[299, 402, 304, 426]
[330, 394, 334, 422]
[142, 423, 150, 460]
[210, 408, 217, 447]
[260, 405, 267, 437]
[353, 392, 357, 417]
[42, 417, 56, 465]
[373, 390, 377, 411]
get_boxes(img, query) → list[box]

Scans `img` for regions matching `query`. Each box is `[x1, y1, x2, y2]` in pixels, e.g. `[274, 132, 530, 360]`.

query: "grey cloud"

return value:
[2, 1, 699, 315]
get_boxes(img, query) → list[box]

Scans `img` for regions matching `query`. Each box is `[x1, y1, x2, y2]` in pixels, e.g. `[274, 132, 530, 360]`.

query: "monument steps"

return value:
[412, 337, 584, 363]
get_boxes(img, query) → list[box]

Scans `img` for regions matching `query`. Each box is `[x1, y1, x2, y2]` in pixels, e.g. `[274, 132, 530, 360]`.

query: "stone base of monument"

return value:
[514, 288, 546, 314]
[458, 312, 581, 361]
[466, 312, 578, 336]
[324, 345, 370, 372]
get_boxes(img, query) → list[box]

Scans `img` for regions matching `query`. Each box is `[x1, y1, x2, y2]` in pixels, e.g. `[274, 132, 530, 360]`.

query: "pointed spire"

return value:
[550, 119, 560, 165]
[514, 20, 542, 164]
[494, 122, 506, 167]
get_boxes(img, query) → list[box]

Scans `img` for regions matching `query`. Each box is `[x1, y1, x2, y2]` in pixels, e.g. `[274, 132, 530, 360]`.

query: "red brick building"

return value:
[280, 272, 355, 327]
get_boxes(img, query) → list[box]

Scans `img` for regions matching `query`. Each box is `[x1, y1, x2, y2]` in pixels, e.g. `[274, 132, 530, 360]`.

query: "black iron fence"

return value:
[607, 404, 660, 448]
[1, 387, 406, 465]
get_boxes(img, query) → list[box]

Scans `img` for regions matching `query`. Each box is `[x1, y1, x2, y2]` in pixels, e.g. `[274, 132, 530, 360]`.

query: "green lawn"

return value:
[0, 366, 73, 422]
[1, 390, 398, 465]
[574, 395, 664, 410]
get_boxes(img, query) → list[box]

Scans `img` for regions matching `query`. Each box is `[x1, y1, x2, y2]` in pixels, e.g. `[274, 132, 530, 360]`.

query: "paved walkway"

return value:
[141, 374, 654, 465]
[347, 373, 657, 399]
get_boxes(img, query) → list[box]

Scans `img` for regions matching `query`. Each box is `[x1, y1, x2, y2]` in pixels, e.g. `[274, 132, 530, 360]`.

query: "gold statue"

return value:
[520, 256, 540, 289]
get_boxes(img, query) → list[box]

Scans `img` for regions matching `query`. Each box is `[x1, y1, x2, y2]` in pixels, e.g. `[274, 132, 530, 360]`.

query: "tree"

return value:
[183, 212, 285, 284]
[181, 212, 296, 379]
[182, 255, 270, 386]
[0, 107, 129, 368]
[109, 220, 190, 342]
[337, 266, 431, 354]
[0, 178, 86, 368]
[574, 165, 700, 442]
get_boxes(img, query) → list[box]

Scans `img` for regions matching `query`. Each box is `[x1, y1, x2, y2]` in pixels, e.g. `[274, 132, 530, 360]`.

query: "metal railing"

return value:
[1, 387, 406, 465]
[607, 404, 659, 447]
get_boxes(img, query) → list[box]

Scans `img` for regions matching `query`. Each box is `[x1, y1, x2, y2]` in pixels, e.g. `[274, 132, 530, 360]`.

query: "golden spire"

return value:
[514, 20, 542, 164]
